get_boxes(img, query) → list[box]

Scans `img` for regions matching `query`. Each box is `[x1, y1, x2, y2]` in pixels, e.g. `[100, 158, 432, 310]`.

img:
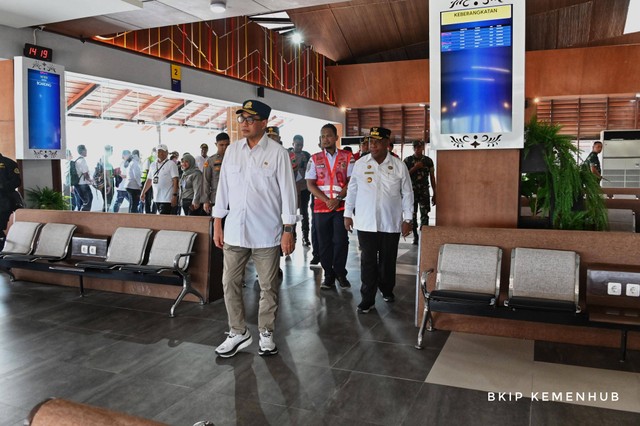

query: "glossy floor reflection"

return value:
[0, 235, 639, 425]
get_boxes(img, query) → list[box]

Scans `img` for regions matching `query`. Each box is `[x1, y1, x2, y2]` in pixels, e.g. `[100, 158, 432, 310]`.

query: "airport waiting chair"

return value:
[0, 221, 42, 257]
[3, 223, 76, 262]
[416, 243, 502, 349]
[76, 227, 152, 269]
[504, 247, 581, 313]
[120, 230, 203, 317]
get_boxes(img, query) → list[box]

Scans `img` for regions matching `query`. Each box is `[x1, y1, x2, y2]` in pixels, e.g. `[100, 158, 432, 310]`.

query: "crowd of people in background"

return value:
[65, 133, 231, 216]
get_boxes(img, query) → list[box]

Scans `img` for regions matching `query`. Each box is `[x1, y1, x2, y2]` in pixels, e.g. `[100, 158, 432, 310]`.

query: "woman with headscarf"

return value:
[179, 153, 206, 216]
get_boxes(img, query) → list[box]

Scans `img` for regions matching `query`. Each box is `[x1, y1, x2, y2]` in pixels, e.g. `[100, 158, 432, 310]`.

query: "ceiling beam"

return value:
[101, 89, 133, 116]
[129, 94, 163, 120]
[67, 83, 99, 112]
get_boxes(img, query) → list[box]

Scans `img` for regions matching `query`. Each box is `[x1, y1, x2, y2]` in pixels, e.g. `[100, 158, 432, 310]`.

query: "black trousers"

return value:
[75, 184, 93, 211]
[0, 209, 11, 251]
[155, 202, 173, 215]
[314, 210, 349, 280]
[126, 189, 141, 213]
[299, 189, 311, 240]
[357, 230, 401, 307]
[311, 195, 319, 257]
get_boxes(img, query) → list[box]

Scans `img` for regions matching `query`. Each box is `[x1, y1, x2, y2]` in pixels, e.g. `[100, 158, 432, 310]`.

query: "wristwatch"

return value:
[403, 219, 413, 224]
[283, 225, 295, 233]
[336, 196, 344, 201]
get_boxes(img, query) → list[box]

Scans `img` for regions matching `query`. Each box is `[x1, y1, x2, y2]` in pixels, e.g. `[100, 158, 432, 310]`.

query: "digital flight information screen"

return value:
[27, 68, 62, 150]
[440, 5, 513, 134]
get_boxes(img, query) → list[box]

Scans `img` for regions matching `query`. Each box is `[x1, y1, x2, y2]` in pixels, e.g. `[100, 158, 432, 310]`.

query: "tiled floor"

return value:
[0, 236, 639, 425]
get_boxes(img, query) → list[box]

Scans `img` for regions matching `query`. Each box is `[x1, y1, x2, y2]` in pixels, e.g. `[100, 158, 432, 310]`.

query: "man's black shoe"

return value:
[336, 276, 351, 288]
[412, 238, 419, 245]
[310, 255, 320, 265]
[383, 294, 395, 303]
[357, 303, 375, 314]
[320, 279, 335, 289]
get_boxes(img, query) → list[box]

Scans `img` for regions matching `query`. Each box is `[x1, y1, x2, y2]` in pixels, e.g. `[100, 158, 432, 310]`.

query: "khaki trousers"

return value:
[222, 243, 281, 334]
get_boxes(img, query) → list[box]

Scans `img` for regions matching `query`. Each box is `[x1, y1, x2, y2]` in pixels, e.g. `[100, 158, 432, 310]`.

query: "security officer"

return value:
[403, 139, 436, 244]
[203, 132, 230, 214]
[0, 153, 22, 250]
[583, 141, 603, 181]
[196, 143, 209, 172]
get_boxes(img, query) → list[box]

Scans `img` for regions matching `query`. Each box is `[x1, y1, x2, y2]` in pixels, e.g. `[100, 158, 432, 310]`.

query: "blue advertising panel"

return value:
[14, 57, 66, 160]
[27, 68, 62, 150]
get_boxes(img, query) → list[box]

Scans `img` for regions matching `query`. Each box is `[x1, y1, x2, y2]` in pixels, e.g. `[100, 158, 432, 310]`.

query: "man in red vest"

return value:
[306, 123, 354, 289]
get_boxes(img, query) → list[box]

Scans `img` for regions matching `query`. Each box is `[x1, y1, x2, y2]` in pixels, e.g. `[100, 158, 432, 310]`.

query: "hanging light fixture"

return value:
[210, 0, 227, 14]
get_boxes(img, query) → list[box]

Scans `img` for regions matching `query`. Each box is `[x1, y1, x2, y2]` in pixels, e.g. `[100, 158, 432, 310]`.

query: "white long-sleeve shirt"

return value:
[344, 153, 414, 233]
[213, 134, 298, 248]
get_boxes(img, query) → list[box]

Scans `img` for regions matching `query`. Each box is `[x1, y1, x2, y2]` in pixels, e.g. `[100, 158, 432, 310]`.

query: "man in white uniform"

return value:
[140, 144, 179, 215]
[344, 127, 414, 313]
[213, 100, 298, 358]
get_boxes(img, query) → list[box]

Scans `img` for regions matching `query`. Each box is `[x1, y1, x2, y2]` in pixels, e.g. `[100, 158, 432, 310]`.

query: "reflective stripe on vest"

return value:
[312, 150, 351, 213]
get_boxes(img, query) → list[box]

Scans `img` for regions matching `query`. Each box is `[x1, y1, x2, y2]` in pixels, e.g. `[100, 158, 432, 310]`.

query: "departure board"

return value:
[441, 24, 512, 52]
[440, 5, 514, 134]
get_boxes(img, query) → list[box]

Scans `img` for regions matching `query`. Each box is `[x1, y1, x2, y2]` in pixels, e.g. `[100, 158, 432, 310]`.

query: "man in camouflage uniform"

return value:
[403, 140, 436, 245]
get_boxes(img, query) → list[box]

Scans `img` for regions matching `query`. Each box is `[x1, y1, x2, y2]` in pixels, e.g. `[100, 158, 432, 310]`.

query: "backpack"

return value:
[69, 160, 80, 186]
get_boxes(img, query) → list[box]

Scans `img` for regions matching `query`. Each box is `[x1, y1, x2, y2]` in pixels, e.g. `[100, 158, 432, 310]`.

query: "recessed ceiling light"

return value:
[210, 0, 226, 14]
[291, 32, 303, 44]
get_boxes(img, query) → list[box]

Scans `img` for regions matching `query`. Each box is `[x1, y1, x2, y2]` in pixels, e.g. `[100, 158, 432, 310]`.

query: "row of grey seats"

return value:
[0, 222, 204, 316]
[416, 244, 581, 348]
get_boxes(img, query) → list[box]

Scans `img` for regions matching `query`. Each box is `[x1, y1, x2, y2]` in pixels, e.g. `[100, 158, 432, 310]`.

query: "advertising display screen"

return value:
[440, 5, 513, 134]
[27, 68, 62, 150]
[429, 0, 524, 150]
[14, 57, 66, 159]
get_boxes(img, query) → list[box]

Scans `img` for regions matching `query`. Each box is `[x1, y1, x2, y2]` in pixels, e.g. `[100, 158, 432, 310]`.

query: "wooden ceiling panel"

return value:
[389, 0, 429, 46]
[331, 3, 403, 59]
[288, 8, 351, 61]
[45, 0, 638, 69]
[556, 2, 592, 48]
[589, 0, 629, 41]
[526, 11, 559, 51]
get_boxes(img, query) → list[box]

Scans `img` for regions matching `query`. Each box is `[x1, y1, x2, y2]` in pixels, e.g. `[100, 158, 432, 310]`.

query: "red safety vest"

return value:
[311, 150, 352, 213]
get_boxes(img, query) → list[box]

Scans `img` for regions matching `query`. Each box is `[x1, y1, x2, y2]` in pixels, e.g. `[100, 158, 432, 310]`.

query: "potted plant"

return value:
[520, 116, 608, 231]
[25, 186, 71, 210]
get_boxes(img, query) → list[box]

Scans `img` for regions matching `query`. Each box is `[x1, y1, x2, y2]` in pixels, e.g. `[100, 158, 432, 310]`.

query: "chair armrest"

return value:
[173, 252, 195, 270]
[420, 268, 435, 299]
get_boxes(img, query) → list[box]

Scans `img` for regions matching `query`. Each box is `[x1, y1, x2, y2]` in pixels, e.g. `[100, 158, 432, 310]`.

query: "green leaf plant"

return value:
[25, 186, 71, 210]
[522, 116, 608, 231]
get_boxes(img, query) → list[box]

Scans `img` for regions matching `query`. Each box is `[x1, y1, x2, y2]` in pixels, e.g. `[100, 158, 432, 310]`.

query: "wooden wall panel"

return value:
[0, 60, 15, 158]
[436, 150, 520, 228]
[328, 44, 640, 108]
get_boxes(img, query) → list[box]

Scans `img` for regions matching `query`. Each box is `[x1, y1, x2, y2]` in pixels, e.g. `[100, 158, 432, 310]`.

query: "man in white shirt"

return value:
[344, 127, 414, 313]
[196, 143, 209, 172]
[213, 99, 298, 358]
[140, 144, 179, 214]
[75, 144, 93, 211]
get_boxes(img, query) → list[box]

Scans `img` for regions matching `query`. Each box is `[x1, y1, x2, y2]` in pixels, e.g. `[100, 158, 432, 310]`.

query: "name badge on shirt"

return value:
[153, 176, 159, 184]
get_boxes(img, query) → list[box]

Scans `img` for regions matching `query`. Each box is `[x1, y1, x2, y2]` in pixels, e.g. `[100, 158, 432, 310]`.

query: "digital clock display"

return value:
[23, 43, 53, 62]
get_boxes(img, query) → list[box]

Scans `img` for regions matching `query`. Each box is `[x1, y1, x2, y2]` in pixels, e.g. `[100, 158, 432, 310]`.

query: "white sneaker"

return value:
[215, 329, 252, 358]
[258, 331, 278, 356]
